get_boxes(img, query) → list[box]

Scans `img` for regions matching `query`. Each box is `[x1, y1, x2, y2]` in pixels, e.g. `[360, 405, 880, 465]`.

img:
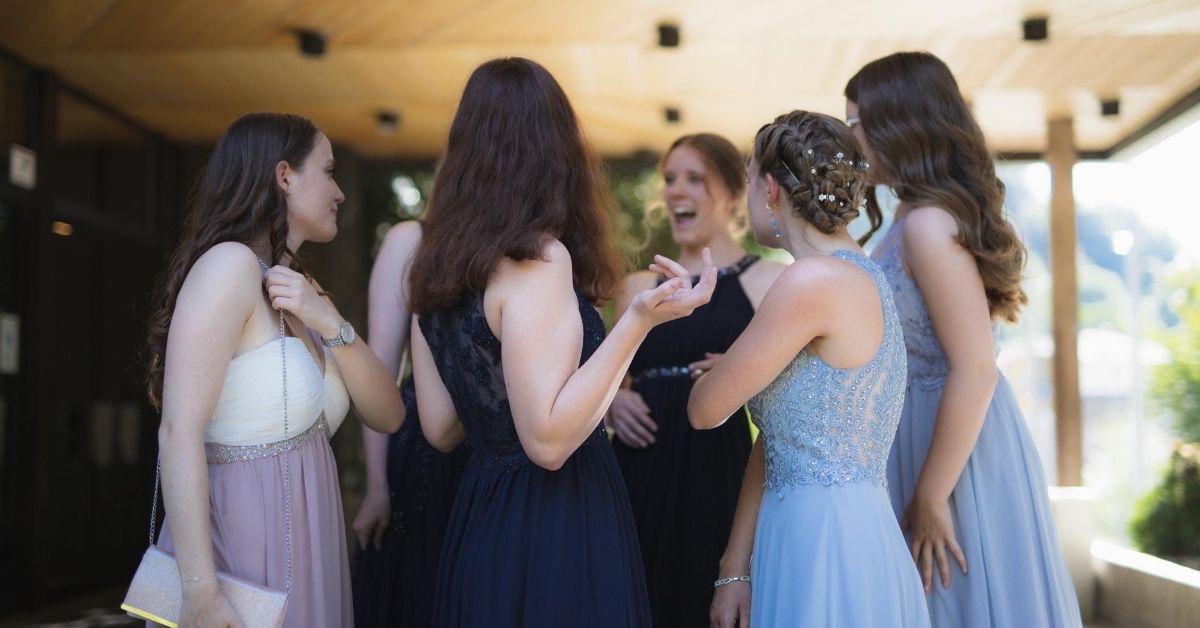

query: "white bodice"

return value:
[204, 337, 349, 445]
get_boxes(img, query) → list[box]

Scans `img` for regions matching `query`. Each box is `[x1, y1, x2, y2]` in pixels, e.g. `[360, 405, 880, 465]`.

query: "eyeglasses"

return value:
[845, 116, 861, 128]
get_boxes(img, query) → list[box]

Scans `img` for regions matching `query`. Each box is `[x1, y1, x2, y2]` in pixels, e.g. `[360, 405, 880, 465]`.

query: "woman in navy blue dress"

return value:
[406, 57, 717, 628]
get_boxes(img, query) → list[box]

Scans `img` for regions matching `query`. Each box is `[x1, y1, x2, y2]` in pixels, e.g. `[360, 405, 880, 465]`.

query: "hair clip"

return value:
[810, 168, 817, 175]
[817, 194, 826, 201]
[835, 152, 845, 161]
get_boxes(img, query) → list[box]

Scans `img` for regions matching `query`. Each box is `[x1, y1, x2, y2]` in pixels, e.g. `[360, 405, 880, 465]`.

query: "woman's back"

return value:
[417, 288, 652, 627]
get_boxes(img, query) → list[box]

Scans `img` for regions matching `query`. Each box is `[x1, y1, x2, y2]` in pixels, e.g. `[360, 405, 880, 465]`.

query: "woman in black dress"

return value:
[407, 57, 717, 628]
[350, 220, 469, 627]
[608, 134, 785, 627]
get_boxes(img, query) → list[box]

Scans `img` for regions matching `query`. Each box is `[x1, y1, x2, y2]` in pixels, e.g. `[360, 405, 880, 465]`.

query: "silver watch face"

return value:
[339, 321, 356, 345]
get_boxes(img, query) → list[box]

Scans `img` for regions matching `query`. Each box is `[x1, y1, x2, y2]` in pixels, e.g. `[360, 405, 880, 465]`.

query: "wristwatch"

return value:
[322, 321, 357, 347]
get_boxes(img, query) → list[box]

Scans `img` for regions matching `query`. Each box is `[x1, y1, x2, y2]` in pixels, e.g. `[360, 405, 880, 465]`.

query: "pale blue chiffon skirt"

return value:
[750, 481, 930, 627]
[888, 374, 1082, 627]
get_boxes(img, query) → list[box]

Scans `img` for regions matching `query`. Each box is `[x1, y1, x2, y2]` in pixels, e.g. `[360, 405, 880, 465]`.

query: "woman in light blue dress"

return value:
[691, 110, 929, 628]
[847, 52, 1082, 627]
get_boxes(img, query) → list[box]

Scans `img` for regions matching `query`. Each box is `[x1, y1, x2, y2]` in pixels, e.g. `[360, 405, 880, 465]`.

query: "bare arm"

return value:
[710, 437, 765, 628]
[688, 259, 837, 429]
[899, 206, 997, 589]
[903, 208, 999, 503]
[605, 272, 660, 448]
[354, 221, 421, 548]
[410, 317, 467, 452]
[159, 243, 259, 624]
[264, 270, 405, 434]
[500, 242, 715, 470]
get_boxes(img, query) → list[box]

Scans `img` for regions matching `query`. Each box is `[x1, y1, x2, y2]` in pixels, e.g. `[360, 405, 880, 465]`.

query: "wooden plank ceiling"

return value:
[2, 0, 1199, 158]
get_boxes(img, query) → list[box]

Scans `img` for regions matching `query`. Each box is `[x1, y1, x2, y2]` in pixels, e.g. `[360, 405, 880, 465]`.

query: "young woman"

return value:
[848, 51, 1082, 626]
[145, 113, 404, 627]
[351, 219, 468, 627]
[608, 133, 784, 627]
[408, 57, 715, 627]
[692, 110, 929, 627]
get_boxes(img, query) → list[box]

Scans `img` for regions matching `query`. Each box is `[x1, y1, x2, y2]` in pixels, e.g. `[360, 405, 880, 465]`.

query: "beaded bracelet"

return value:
[713, 575, 751, 588]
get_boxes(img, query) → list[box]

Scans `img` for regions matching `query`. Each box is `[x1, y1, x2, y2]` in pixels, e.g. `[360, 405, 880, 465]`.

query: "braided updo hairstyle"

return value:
[753, 110, 877, 243]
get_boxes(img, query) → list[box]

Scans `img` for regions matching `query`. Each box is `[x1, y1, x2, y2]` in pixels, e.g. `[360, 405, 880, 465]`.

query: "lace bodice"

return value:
[747, 251, 906, 494]
[418, 289, 609, 472]
[870, 216, 997, 390]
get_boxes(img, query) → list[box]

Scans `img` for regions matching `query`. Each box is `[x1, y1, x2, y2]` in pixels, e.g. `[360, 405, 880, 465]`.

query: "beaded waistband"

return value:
[633, 365, 693, 384]
[206, 413, 329, 465]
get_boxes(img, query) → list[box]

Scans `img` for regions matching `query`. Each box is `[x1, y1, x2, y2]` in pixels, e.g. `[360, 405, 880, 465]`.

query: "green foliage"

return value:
[1151, 272, 1200, 442]
[1129, 444, 1200, 558]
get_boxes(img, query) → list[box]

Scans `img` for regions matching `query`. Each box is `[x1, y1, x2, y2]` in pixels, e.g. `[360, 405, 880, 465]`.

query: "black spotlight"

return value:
[376, 110, 400, 134]
[297, 29, 328, 57]
[664, 107, 682, 124]
[1100, 98, 1121, 117]
[657, 22, 680, 48]
[1022, 17, 1048, 42]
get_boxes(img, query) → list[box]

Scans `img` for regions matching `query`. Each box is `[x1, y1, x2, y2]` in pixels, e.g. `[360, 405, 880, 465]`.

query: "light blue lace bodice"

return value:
[870, 216, 997, 391]
[747, 250, 907, 494]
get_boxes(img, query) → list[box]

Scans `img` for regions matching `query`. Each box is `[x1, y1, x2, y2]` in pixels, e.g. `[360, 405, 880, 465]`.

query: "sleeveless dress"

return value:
[418, 290, 651, 628]
[159, 336, 354, 627]
[873, 216, 1082, 626]
[747, 250, 929, 627]
[351, 379, 469, 627]
[611, 255, 757, 627]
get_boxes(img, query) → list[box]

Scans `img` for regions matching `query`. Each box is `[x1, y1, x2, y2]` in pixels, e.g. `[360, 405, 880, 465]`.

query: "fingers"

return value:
[373, 519, 387, 551]
[630, 392, 651, 415]
[651, 254, 694, 288]
[354, 523, 370, 551]
[920, 541, 933, 592]
[934, 542, 951, 588]
[949, 537, 967, 575]
[740, 602, 750, 628]
[616, 411, 656, 447]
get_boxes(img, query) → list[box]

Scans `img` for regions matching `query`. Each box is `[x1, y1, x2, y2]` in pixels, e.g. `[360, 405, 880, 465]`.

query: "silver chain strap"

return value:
[147, 256, 294, 593]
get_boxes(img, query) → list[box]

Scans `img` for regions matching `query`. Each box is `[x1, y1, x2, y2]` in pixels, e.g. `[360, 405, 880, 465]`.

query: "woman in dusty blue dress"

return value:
[691, 110, 929, 627]
[848, 52, 1082, 627]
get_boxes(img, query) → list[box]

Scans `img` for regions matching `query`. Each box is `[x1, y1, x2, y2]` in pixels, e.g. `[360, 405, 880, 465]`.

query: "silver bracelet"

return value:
[713, 575, 751, 588]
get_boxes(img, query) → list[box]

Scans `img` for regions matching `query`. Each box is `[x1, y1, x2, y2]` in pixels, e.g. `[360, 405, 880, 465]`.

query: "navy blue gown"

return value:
[418, 290, 652, 628]
[351, 380, 469, 627]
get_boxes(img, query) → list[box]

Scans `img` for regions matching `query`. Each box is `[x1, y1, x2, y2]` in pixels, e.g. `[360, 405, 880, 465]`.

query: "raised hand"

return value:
[630, 248, 717, 327]
[263, 265, 341, 339]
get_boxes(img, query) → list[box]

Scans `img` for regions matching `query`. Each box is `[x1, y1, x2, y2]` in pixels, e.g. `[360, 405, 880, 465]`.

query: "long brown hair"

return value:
[846, 51, 1027, 322]
[409, 57, 623, 314]
[144, 112, 322, 407]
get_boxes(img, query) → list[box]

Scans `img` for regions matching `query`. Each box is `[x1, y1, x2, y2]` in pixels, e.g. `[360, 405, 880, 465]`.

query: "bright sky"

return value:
[1021, 116, 1200, 268]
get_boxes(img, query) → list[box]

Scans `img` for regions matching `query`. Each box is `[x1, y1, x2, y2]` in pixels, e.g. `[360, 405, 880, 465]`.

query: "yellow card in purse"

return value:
[122, 545, 288, 627]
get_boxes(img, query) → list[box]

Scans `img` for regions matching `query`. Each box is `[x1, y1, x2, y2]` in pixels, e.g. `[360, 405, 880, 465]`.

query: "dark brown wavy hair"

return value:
[409, 57, 624, 314]
[845, 51, 1027, 322]
[753, 110, 871, 236]
[144, 113, 322, 407]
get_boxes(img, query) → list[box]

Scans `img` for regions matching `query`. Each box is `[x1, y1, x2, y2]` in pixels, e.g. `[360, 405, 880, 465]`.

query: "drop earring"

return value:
[769, 208, 783, 239]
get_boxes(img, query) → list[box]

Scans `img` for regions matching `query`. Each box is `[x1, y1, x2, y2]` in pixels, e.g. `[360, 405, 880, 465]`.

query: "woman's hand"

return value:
[629, 249, 716, 327]
[263, 265, 342, 339]
[607, 389, 656, 448]
[902, 494, 968, 591]
[351, 488, 391, 551]
[687, 352, 722, 380]
[710, 580, 751, 628]
[180, 582, 244, 628]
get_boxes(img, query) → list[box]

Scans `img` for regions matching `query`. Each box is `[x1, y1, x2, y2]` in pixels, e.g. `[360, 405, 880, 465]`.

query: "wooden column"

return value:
[1047, 117, 1083, 486]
